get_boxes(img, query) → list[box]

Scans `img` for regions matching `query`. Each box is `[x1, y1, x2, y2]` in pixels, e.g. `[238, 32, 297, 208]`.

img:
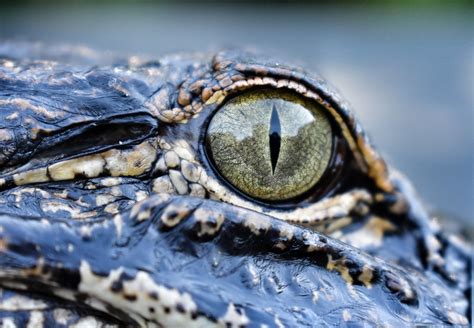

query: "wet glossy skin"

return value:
[0, 43, 471, 327]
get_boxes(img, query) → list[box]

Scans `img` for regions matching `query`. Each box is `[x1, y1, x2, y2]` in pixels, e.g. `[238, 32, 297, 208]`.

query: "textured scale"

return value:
[0, 42, 471, 327]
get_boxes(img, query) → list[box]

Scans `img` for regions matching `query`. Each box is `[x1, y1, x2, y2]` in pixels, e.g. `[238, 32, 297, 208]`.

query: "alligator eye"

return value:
[205, 89, 333, 202]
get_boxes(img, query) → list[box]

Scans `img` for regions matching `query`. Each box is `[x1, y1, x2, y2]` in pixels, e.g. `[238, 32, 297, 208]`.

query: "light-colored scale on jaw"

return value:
[1, 317, 16, 328]
[0, 178, 147, 221]
[0, 292, 48, 312]
[40, 199, 99, 220]
[326, 255, 354, 285]
[0, 282, 124, 328]
[68, 316, 118, 328]
[5, 140, 158, 187]
[0, 257, 133, 327]
[193, 208, 224, 237]
[78, 261, 250, 327]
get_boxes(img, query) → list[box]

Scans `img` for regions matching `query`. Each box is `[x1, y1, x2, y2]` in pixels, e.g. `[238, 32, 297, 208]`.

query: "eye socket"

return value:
[205, 88, 333, 202]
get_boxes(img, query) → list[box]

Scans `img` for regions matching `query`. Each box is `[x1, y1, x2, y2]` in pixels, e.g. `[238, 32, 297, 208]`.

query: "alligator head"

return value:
[0, 45, 471, 327]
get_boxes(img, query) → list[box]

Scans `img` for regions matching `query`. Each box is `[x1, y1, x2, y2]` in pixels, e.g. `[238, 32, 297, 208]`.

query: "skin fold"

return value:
[0, 43, 471, 327]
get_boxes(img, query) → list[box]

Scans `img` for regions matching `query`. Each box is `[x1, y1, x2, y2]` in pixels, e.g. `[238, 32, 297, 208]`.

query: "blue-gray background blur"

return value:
[1, 1, 472, 225]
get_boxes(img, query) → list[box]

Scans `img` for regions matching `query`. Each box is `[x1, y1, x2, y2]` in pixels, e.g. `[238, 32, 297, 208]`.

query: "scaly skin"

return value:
[0, 43, 471, 327]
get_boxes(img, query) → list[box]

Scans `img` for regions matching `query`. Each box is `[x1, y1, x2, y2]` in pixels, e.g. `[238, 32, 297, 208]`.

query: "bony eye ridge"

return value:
[206, 89, 333, 202]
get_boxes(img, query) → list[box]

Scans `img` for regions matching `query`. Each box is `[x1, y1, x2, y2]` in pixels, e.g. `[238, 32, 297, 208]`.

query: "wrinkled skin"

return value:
[0, 43, 471, 327]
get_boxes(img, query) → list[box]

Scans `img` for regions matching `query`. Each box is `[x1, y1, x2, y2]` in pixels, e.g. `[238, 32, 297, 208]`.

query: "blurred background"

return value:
[0, 0, 472, 225]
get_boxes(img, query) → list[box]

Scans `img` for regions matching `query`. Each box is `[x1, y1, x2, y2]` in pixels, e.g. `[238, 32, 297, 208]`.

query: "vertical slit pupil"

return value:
[269, 105, 281, 174]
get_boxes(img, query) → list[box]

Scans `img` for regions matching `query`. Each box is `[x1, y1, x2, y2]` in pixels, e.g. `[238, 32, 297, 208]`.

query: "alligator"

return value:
[0, 43, 471, 327]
